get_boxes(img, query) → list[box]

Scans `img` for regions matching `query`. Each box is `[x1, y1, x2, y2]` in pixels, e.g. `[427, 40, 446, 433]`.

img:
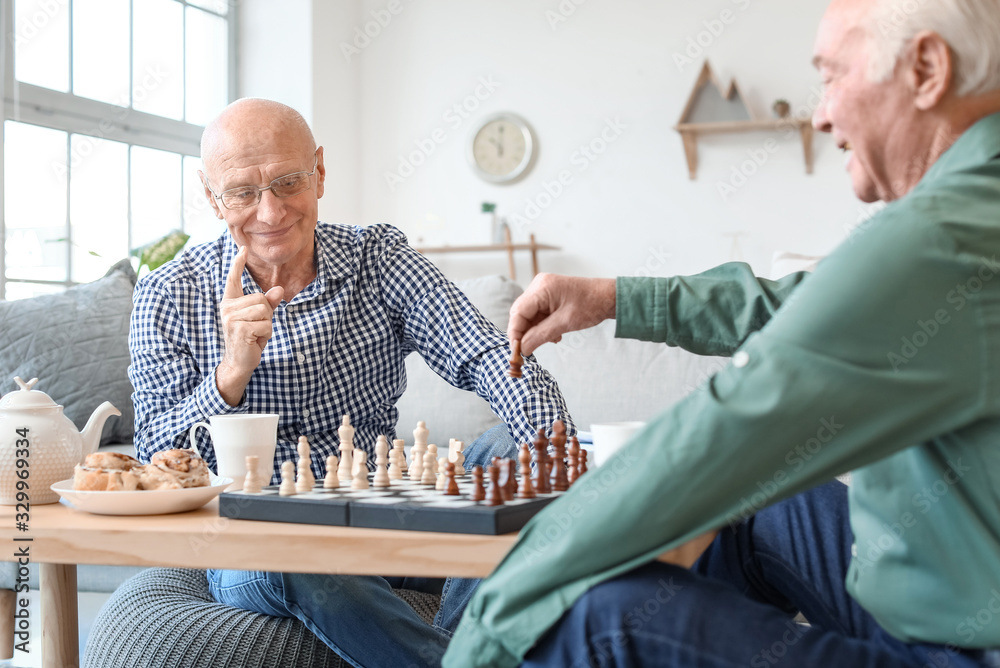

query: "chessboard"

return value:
[219, 474, 561, 535]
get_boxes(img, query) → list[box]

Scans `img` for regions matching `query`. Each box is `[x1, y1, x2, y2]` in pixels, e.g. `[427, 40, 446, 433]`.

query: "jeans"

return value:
[207, 423, 517, 668]
[523, 480, 1000, 668]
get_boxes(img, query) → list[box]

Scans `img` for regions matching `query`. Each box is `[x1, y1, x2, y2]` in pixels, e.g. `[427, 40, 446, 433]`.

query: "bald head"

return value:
[201, 98, 316, 179]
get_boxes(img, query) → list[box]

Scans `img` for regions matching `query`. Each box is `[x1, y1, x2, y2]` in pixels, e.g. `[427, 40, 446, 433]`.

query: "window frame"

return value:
[0, 0, 238, 298]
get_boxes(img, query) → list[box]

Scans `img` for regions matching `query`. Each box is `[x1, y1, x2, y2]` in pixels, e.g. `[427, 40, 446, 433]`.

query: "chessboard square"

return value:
[360, 497, 409, 505]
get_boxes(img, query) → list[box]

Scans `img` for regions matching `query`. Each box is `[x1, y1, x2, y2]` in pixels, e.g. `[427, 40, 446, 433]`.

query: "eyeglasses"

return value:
[208, 155, 318, 209]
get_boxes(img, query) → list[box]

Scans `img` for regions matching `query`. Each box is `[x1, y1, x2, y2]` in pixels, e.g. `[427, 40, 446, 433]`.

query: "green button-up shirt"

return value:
[443, 113, 1000, 668]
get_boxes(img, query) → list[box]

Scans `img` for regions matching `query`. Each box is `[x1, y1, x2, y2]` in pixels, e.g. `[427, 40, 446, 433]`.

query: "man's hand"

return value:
[508, 274, 616, 355]
[216, 247, 284, 406]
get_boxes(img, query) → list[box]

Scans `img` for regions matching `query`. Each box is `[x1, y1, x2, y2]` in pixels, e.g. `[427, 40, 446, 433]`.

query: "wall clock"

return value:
[468, 113, 535, 184]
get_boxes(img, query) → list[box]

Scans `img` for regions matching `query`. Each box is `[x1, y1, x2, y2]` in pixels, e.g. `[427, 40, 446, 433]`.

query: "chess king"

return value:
[444, 0, 1000, 667]
[127, 97, 574, 666]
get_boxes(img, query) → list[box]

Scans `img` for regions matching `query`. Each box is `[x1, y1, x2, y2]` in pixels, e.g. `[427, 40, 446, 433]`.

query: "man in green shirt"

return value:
[443, 0, 1000, 666]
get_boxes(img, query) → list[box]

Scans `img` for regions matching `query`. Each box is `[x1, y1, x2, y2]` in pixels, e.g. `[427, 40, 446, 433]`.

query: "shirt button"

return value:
[851, 543, 858, 557]
[297, 353, 306, 363]
[302, 408, 311, 418]
[733, 351, 750, 368]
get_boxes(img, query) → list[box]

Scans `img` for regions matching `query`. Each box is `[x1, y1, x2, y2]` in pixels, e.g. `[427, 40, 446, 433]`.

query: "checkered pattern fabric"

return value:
[129, 223, 573, 482]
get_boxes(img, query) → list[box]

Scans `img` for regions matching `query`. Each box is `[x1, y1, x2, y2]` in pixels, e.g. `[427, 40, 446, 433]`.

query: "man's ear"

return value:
[314, 146, 326, 200]
[906, 30, 954, 110]
[198, 170, 226, 220]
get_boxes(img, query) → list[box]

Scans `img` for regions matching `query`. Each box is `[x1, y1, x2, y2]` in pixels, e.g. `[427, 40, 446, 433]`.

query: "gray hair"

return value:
[866, 0, 1000, 96]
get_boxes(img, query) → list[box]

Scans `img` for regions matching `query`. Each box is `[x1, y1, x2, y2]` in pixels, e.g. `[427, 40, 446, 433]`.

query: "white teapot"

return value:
[0, 377, 121, 504]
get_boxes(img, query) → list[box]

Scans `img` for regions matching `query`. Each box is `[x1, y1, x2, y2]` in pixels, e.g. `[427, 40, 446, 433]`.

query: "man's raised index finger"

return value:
[224, 246, 247, 300]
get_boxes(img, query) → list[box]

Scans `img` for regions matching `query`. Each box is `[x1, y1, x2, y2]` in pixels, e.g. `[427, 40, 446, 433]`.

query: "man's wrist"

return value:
[215, 363, 250, 407]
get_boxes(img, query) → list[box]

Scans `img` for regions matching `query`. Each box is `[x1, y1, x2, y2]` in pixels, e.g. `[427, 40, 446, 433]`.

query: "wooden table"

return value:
[0, 500, 715, 668]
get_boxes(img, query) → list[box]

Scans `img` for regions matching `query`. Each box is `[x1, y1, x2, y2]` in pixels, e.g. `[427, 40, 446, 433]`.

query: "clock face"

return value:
[469, 114, 534, 183]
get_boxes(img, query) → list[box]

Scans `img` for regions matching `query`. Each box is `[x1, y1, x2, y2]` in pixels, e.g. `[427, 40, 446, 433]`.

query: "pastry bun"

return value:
[73, 452, 143, 491]
[142, 449, 210, 489]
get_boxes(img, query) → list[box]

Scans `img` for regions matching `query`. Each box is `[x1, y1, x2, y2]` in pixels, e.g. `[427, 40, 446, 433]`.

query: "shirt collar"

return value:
[920, 112, 1000, 185]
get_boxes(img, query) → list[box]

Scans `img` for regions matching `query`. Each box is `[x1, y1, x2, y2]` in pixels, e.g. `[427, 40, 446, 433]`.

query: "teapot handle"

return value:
[189, 422, 212, 461]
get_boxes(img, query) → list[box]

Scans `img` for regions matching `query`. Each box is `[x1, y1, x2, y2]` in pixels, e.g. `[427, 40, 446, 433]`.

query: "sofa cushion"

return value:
[394, 276, 521, 445]
[0, 259, 136, 445]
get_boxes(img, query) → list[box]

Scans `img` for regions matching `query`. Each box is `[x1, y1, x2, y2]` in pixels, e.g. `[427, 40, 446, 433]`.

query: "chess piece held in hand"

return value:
[508, 339, 523, 378]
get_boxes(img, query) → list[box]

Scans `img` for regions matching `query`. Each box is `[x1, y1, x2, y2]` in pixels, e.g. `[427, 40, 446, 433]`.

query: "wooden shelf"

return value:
[675, 118, 814, 179]
[415, 231, 560, 282]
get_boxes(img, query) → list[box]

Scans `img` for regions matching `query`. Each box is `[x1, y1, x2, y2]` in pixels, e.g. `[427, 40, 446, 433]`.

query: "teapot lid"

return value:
[0, 377, 61, 410]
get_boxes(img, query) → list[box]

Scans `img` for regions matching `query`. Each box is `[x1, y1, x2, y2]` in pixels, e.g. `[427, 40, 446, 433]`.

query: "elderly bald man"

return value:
[443, 1, 1000, 667]
[127, 98, 573, 667]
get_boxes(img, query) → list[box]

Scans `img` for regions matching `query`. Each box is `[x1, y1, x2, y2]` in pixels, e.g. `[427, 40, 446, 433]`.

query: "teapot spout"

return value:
[80, 402, 122, 462]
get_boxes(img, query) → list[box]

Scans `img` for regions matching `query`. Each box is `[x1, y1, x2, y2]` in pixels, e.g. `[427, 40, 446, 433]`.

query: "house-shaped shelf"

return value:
[674, 62, 814, 179]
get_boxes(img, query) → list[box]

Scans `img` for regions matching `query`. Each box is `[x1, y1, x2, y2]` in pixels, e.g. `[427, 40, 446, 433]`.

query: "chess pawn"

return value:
[389, 440, 405, 480]
[373, 435, 390, 488]
[243, 455, 262, 494]
[421, 444, 438, 486]
[352, 450, 370, 489]
[508, 339, 523, 378]
[498, 459, 516, 502]
[410, 439, 426, 482]
[436, 457, 449, 491]
[324, 455, 340, 489]
[516, 444, 536, 499]
[470, 465, 486, 502]
[278, 461, 296, 496]
[444, 462, 460, 496]
[567, 436, 580, 486]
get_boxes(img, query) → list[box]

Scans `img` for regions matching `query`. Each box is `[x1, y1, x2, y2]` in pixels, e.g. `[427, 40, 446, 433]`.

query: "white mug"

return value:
[590, 421, 645, 467]
[189, 414, 278, 490]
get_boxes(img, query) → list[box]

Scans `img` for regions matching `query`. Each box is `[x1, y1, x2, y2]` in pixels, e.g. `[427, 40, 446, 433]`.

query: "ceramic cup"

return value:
[590, 421, 645, 467]
[189, 414, 278, 490]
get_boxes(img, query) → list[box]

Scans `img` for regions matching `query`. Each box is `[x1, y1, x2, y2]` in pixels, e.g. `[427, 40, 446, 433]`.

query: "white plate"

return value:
[50, 475, 233, 516]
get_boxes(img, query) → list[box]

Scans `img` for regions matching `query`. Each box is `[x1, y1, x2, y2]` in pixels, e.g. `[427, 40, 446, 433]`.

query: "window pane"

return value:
[73, 0, 130, 106]
[69, 135, 128, 283]
[183, 156, 223, 246]
[4, 122, 68, 282]
[187, 0, 229, 16]
[13, 0, 70, 91]
[133, 0, 183, 120]
[185, 7, 229, 126]
[131, 146, 182, 249]
[4, 282, 64, 301]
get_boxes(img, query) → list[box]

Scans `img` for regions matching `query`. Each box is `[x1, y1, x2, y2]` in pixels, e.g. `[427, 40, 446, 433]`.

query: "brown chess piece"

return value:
[444, 461, 460, 496]
[567, 436, 581, 486]
[517, 444, 536, 499]
[549, 420, 569, 492]
[470, 465, 486, 502]
[508, 340, 523, 378]
[579, 449, 589, 477]
[532, 428, 552, 494]
[498, 459, 517, 501]
[484, 465, 504, 506]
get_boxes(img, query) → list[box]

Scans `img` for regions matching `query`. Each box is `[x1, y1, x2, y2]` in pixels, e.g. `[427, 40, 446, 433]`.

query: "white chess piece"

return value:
[421, 444, 438, 485]
[435, 457, 448, 491]
[373, 435, 390, 488]
[352, 450, 369, 489]
[389, 440, 405, 480]
[296, 436, 315, 493]
[243, 455, 262, 493]
[410, 439, 426, 482]
[278, 461, 296, 496]
[449, 440, 466, 478]
[338, 416, 354, 483]
[394, 438, 408, 473]
[324, 455, 339, 489]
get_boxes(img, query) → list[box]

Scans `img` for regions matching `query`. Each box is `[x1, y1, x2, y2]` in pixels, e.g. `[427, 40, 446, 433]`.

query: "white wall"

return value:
[269, 0, 876, 282]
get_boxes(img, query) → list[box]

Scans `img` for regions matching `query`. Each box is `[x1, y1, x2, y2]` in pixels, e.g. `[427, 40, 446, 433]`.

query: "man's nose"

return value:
[256, 188, 286, 223]
[812, 94, 832, 133]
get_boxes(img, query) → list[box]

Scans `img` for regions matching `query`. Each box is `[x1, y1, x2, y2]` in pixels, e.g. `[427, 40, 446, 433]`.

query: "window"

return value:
[1, 0, 236, 300]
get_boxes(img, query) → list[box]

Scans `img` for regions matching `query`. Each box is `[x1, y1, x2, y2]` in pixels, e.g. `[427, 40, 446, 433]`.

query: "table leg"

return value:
[40, 563, 78, 668]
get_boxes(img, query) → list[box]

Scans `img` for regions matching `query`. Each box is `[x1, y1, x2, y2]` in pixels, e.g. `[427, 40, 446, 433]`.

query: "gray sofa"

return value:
[0, 266, 725, 665]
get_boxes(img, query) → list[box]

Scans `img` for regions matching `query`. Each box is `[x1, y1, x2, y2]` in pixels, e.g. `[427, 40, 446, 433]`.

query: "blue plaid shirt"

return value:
[128, 222, 573, 481]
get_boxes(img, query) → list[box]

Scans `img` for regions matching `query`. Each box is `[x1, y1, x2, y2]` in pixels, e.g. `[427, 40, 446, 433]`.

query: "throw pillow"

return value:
[0, 259, 137, 445]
